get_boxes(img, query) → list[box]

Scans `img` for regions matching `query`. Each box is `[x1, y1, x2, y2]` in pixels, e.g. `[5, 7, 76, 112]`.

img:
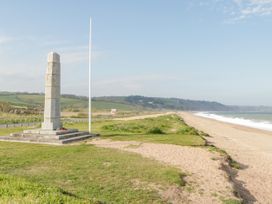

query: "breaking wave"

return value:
[195, 112, 272, 132]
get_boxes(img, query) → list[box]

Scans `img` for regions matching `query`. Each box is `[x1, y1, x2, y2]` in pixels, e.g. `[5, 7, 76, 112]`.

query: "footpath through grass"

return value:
[66, 114, 206, 146]
[0, 142, 183, 203]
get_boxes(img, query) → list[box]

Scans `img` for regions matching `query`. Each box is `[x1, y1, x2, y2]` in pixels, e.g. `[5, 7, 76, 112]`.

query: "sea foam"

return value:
[195, 112, 272, 132]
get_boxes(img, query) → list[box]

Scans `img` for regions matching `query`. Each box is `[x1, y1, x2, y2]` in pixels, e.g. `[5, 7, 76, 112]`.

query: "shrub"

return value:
[177, 126, 199, 135]
[77, 113, 88, 118]
[147, 127, 165, 134]
[102, 123, 147, 133]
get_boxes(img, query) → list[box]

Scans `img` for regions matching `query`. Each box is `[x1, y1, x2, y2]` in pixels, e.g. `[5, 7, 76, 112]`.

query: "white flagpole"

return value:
[88, 17, 92, 133]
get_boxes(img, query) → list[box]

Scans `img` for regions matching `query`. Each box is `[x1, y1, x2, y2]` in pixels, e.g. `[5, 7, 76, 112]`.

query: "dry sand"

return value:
[179, 112, 272, 204]
[90, 139, 238, 203]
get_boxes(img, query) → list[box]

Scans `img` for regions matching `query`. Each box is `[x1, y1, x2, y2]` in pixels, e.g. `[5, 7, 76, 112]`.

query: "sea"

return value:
[195, 111, 272, 132]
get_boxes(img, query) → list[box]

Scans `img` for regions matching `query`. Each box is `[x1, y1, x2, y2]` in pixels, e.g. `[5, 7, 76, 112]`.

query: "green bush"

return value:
[77, 113, 88, 118]
[147, 127, 165, 134]
[177, 126, 199, 135]
[102, 123, 147, 133]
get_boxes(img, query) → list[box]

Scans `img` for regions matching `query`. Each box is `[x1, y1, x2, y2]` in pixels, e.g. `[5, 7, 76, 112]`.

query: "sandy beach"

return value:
[179, 112, 272, 204]
[90, 139, 237, 203]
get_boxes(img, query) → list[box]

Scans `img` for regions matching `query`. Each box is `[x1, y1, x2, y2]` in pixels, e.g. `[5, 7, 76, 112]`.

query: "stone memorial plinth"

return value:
[42, 52, 61, 131]
[0, 52, 96, 144]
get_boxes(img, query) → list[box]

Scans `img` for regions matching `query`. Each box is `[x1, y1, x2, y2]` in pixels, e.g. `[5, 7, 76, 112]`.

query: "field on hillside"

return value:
[0, 112, 42, 125]
[0, 93, 86, 108]
[0, 93, 154, 125]
[0, 93, 144, 112]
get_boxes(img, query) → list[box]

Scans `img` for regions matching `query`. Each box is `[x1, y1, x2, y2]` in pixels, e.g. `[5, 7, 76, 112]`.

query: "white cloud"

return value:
[195, 0, 272, 22]
[232, 0, 272, 19]
[0, 36, 13, 44]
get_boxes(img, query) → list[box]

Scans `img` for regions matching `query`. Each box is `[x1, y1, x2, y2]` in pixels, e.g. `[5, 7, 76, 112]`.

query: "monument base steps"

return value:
[0, 130, 98, 145]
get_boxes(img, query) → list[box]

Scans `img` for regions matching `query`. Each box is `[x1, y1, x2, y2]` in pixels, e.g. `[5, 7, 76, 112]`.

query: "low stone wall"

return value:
[0, 122, 39, 128]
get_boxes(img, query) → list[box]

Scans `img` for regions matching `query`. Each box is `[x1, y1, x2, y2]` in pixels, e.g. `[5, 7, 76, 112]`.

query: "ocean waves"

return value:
[195, 112, 272, 132]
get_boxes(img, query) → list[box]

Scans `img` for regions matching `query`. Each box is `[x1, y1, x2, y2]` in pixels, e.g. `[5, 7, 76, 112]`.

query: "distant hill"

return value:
[1, 92, 272, 112]
[0, 92, 141, 112]
[93, 96, 231, 111]
[0, 92, 87, 109]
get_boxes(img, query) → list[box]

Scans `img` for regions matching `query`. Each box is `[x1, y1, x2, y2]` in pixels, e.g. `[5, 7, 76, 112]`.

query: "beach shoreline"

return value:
[179, 112, 272, 204]
[194, 111, 272, 132]
[193, 111, 272, 136]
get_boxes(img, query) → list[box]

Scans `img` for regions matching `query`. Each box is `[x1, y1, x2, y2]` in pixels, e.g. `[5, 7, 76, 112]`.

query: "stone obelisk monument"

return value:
[41, 52, 61, 131]
[1, 52, 95, 144]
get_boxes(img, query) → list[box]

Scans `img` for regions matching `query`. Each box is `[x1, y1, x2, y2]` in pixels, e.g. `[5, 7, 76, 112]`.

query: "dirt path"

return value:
[112, 112, 174, 121]
[179, 112, 272, 204]
[90, 139, 238, 204]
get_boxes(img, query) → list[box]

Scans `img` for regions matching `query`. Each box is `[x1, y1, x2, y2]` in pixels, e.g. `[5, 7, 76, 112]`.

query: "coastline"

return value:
[179, 111, 272, 204]
[195, 112, 272, 132]
[193, 112, 272, 136]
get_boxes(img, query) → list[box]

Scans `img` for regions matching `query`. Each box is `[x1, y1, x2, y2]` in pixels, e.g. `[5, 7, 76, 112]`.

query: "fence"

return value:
[0, 118, 90, 129]
[0, 122, 39, 128]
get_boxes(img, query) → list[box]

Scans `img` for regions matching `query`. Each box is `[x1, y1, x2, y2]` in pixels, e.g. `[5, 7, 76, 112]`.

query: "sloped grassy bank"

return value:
[0, 114, 243, 203]
[0, 142, 185, 203]
[66, 114, 206, 146]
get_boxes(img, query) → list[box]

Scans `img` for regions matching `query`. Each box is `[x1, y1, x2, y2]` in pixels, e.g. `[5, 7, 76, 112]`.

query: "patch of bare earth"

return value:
[89, 139, 238, 203]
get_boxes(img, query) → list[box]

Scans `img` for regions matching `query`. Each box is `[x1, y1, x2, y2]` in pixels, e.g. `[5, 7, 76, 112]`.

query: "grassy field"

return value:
[0, 93, 144, 112]
[65, 114, 206, 146]
[0, 94, 84, 108]
[0, 142, 184, 203]
[0, 114, 205, 146]
[0, 114, 206, 203]
[92, 100, 141, 112]
[0, 112, 42, 125]
[0, 126, 29, 136]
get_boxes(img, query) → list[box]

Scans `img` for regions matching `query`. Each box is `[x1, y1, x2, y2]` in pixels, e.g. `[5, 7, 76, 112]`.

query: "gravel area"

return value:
[180, 112, 272, 204]
[90, 139, 238, 204]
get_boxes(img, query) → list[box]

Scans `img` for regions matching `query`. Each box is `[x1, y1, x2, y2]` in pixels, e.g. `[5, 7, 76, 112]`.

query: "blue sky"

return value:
[1, 0, 272, 106]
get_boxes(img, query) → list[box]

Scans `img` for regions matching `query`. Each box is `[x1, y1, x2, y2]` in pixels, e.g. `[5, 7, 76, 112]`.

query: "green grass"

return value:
[105, 134, 205, 146]
[0, 95, 26, 105]
[0, 94, 87, 109]
[65, 114, 206, 146]
[0, 142, 184, 203]
[0, 127, 29, 136]
[0, 174, 85, 203]
[0, 93, 144, 112]
[0, 114, 206, 146]
[16, 94, 44, 105]
[208, 145, 241, 169]
[229, 159, 241, 170]
[92, 100, 140, 112]
[208, 145, 228, 156]
[0, 112, 42, 124]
